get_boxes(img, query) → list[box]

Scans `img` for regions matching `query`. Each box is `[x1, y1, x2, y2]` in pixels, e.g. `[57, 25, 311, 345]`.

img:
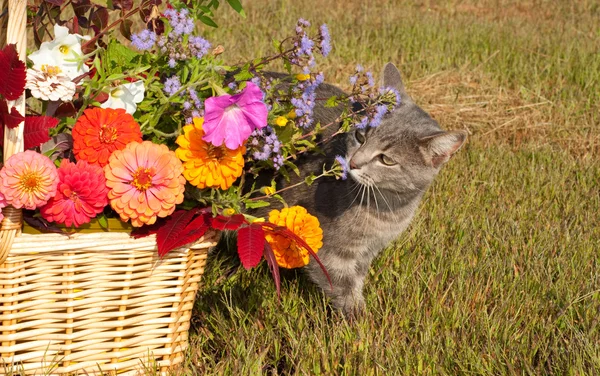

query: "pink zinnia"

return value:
[40, 159, 108, 227]
[104, 141, 186, 227]
[0, 151, 58, 210]
[0, 191, 6, 223]
[203, 82, 268, 149]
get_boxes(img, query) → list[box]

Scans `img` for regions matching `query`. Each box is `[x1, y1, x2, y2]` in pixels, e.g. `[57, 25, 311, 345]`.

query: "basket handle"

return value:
[0, 0, 27, 264]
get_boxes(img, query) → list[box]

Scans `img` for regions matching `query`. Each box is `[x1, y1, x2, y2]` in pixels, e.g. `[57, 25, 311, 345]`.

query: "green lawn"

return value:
[182, 1, 599, 374]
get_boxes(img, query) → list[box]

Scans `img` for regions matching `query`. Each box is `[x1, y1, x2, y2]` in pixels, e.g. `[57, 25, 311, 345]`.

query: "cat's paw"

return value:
[334, 294, 366, 319]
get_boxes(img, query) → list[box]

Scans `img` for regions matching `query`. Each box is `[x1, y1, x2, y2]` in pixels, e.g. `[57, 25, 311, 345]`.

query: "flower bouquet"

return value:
[0, 0, 399, 374]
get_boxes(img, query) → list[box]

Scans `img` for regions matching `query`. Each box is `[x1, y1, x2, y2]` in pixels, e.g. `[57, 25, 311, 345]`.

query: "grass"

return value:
[176, 0, 600, 374]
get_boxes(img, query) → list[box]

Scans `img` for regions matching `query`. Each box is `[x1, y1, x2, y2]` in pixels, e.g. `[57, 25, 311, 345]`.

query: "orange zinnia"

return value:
[104, 141, 186, 227]
[72, 107, 142, 167]
[265, 206, 323, 269]
[175, 117, 245, 190]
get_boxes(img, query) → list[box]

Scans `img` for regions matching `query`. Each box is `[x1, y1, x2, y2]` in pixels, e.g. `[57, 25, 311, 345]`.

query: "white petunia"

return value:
[100, 81, 145, 114]
[26, 66, 76, 102]
[28, 24, 91, 80]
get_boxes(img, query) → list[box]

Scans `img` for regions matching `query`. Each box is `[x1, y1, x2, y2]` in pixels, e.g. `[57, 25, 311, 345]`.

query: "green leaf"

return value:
[234, 70, 254, 81]
[325, 95, 339, 108]
[97, 214, 109, 230]
[199, 15, 218, 28]
[106, 40, 139, 69]
[245, 200, 271, 209]
[304, 174, 317, 186]
[226, 0, 246, 17]
[284, 160, 301, 176]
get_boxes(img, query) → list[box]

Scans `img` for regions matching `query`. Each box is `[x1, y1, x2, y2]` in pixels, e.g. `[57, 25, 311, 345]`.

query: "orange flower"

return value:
[104, 141, 185, 227]
[265, 206, 323, 269]
[175, 117, 245, 190]
[72, 107, 142, 167]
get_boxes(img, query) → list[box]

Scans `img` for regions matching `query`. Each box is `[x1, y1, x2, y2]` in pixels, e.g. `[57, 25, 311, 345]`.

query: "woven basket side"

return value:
[0, 232, 216, 375]
[0, 0, 27, 264]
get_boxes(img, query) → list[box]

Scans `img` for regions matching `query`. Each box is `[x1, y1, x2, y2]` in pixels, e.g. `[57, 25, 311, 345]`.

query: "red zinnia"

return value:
[72, 107, 142, 167]
[40, 159, 109, 227]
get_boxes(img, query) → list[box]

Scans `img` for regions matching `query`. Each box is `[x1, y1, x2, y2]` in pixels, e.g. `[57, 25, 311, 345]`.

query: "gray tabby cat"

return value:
[261, 63, 467, 316]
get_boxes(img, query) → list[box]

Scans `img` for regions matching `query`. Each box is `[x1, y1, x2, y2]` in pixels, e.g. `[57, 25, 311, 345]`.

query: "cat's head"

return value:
[345, 63, 467, 196]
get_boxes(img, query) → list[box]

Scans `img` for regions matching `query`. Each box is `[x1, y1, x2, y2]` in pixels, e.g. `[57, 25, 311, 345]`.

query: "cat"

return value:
[258, 63, 467, 317]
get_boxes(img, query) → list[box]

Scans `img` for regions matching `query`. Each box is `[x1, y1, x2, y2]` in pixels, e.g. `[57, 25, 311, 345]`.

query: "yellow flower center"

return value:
[41, 64, 62, 75]
[110, 87, 125, 98]
[59, 45, 70, 55]
[131, 167, 154, 191]
[19, 172, 42, 193]
[98, 125, 118, 144]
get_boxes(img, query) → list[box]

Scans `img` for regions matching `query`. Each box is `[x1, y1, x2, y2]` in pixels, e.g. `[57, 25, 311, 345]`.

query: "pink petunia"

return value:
[202, 82, 268, 149]
[40, 159, 109, 227]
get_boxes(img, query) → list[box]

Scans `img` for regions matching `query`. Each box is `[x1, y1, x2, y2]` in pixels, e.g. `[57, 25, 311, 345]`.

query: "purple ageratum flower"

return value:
[189, 36, 211, 59]
[335, 155, 349, 180]
[381, 86, 401, 107]
[203, 82, 268, 149]
[131, 29, 156, 50]
[165, 8, 195, 36]
[319, 24, 331, 57]
[369, 105, 388, 128]
[299, 35, 314, 56]
[164, 75, 181, 96]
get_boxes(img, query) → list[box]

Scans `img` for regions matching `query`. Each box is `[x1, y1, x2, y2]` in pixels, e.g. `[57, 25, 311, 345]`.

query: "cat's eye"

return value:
[379, 154, 396, 166]
[355, 130, 366, 144]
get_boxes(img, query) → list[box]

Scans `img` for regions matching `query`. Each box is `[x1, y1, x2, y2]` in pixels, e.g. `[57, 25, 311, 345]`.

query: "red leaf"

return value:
[162, 213, 210, 254]
[263, 242, 281, 297]
[23, 116, 59, 150]
[210, 214, 246, 230]
[156, 209, 198, 257]
[0, 100, 24, 129]
[237, 225, 265, 270]
[259, 222, 332, 288]
[0, 44, 27, 101]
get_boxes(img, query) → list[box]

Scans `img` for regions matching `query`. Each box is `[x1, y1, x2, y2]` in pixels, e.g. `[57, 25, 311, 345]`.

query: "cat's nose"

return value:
[349, 159, 358, 170]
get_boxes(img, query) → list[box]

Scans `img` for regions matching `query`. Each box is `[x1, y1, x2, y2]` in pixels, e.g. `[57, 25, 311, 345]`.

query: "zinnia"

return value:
[72, 107, 142, 167]
[0, 150, 59, 210]
[175, 117, 245, 190]
[0, 191, 6, 223]
[265, 206, 323, 269]
[203, 81, 268, 149]
[40, 159, 108, 227]
[104, 141, 186, 227]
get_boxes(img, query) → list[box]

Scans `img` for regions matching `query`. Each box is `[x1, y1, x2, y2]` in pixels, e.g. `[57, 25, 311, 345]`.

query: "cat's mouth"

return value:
[349, 169, 371, 187]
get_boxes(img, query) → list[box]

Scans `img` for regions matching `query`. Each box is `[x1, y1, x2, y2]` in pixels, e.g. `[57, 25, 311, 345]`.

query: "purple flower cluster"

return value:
[291, 72, 324, 128]
[289, 20, 332, 73]
[131, 29, 157, 51]
[335, 155, 349, 180]
[164, 8, 195, 36]
[380, 86, 402, 107]
[349, 65, 376, 96]
[157, 8, 211, 68]
[189, 36, 211, 59]
[319, 24, 331, 57]
[164, 75, 181, 96]
[248, 127, 284, 170]
[183, 88, 204, 123]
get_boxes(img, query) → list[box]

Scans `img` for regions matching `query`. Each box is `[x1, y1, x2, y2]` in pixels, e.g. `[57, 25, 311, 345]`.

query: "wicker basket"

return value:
[0, 1, 218, 374]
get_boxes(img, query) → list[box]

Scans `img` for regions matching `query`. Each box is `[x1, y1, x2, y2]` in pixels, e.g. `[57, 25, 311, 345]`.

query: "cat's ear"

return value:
[418, 130, 468, 168]
[383, 63, 411, 104]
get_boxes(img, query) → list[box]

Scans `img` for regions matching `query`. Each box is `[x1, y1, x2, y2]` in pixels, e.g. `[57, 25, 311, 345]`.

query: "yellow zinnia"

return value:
[265, 206, 323, 269]
[176, 118, 246, 190]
